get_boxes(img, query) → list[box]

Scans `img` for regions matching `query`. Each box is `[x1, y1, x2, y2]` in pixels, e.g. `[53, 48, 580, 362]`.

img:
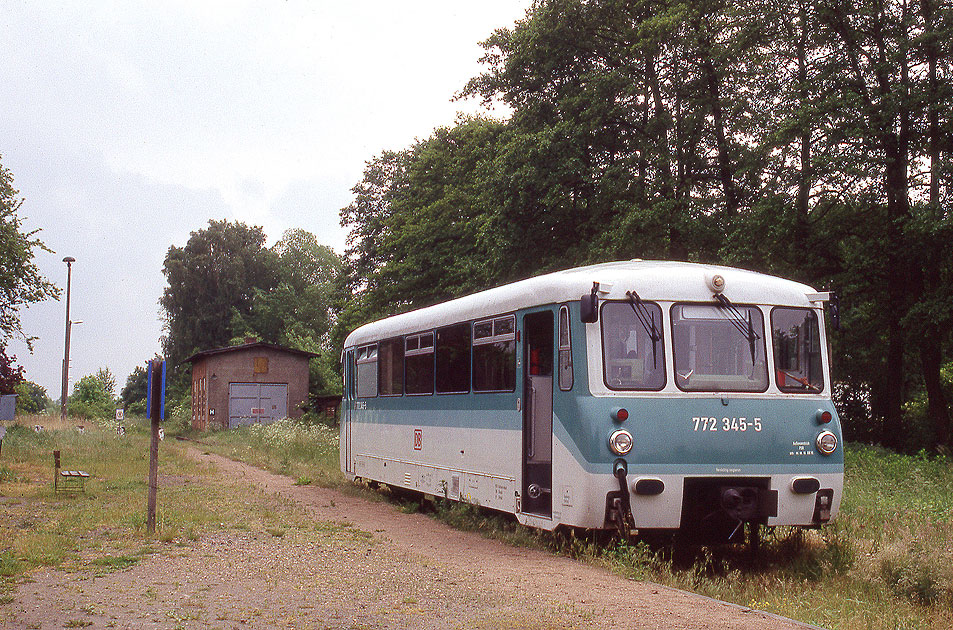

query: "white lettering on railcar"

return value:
[692, 417, 763, 432]
[790, 441, 815, 456]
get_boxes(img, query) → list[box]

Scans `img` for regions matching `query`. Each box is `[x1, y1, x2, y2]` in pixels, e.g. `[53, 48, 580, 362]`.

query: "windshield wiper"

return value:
[713, 293, 760, 365]
[626, 291, 661, 369]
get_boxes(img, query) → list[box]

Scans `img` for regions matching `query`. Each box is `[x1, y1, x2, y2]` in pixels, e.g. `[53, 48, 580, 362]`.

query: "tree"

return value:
[68, 370, 115, 420]
[340, 117, 506, 324]
[231, 228, 341, 348]
[0, 155, 59, 350]
[120, 365, 148, 411]
[15, 380, 51, 414]
[229, 228, 343, 398]
[160, 219, 278, 368]
[0, 346, 24, 395]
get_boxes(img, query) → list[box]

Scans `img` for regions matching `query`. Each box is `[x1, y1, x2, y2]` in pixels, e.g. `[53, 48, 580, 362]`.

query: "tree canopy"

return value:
[0, 155, 59, 351]
[160, 219, 278, 367]
[160, 222, 343, 400]
[340, 0, 953, 451]
[14, 380, 51, 414]
[68, 368, 117, 420]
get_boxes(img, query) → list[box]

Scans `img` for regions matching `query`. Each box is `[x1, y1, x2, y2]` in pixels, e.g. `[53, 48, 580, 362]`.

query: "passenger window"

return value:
[473, 315, 516, 392]
[558, 305, 573, 390]
[356, 344, 378, 398]
[436, 323, 471, 394]
[405, 333, 434, 395]
[378, 338, 404, 396]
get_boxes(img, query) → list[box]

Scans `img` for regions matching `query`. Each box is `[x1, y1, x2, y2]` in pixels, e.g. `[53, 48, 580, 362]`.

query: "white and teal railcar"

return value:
[340, 261, 843, 541]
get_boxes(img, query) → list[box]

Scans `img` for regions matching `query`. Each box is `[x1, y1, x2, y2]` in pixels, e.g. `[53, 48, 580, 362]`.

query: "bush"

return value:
[163, 394, 192, 436]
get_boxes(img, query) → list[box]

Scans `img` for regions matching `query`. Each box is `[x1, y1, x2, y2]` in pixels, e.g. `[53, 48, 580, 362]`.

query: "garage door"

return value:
[228, 383, 288, 428]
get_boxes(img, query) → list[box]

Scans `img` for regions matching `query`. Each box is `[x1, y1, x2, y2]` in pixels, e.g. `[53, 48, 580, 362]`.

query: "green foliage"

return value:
[160, 222, 342, 401]
[14, 380, 50, 414]
[0, 155, 59, 349]
[163, 393, 192, 435]
[339, 118, 507, 332]
[339, 0, 953, 450]
[0, 346, 24, 395]
[232, 228, 341, 348]
[68, 369, 116, 420]
[160, 219, 278, 367]
[120, 365, 147, 410]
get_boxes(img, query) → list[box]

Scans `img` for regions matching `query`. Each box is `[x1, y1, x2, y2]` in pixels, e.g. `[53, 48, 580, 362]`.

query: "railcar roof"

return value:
[344, 260, 821, 347]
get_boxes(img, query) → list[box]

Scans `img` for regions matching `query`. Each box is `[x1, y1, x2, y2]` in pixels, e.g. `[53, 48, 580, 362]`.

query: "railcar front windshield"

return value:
[672, 303, 768, 392]
[601, 301, 666, 390]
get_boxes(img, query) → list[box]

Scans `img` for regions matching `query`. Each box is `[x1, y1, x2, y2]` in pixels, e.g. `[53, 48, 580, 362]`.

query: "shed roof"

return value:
[183, 341, 319, 364]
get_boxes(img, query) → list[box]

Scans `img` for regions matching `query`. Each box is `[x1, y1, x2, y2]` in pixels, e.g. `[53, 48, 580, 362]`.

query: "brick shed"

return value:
[185, 340, 318, 430]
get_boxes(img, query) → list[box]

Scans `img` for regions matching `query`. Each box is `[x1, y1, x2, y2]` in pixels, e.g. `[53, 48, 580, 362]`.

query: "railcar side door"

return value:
[342, 349, 355, 474]
[522, 310, 554, 518]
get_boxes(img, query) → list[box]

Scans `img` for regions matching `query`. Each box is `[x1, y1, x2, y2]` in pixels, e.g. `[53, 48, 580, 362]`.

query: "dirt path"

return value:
[4, 449, 820, 630]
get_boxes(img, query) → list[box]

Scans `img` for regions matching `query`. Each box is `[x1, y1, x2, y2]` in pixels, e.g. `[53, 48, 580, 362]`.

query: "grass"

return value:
[0, 414, 336, 591]
[195, 421, 953, 630]
[6, 414, 953, 629]
[184, 418, 341, 489]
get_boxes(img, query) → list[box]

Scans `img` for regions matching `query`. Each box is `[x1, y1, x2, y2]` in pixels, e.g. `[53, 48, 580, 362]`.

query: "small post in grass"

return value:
[145, 359, 166, 535]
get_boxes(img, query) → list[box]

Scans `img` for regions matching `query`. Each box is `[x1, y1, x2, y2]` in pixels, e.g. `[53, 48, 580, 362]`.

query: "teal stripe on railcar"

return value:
[554, 395, 844, 471]
[353, 391, 519, 430]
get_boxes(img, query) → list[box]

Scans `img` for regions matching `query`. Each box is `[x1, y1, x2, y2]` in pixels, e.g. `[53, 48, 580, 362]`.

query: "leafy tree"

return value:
[232, 228, 341, 348]
[334, 0, 953, 450]
[0, 155, 59, 350]
[14, 380, 51, 414]
[229, 228, 343, 398]
[94, 367, 116, 397]
[120, 365, 147, 411]
[0, 346, 24, 395]
[68, 370, 115, 420]
[160, 219, 278, 370]
[340, 117, 506, 327]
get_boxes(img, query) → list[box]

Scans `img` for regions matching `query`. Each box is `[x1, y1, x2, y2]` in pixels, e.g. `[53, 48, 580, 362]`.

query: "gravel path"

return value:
[3, 448, 819, 629]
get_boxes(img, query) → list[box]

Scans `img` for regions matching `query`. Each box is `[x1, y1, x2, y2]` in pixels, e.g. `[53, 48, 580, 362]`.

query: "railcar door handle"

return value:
[528, 385, 537, 459]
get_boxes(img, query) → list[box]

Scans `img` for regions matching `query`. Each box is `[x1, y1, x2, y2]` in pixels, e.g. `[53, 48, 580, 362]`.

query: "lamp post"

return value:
[60, 256, 76, 421]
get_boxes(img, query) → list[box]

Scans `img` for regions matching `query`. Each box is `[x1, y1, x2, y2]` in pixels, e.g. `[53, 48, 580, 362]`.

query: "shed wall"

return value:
[191, 347, 310, 430]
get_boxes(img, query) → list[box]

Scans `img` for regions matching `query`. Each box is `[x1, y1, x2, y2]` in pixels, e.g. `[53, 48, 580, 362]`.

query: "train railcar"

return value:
[340, 261, 843, 542]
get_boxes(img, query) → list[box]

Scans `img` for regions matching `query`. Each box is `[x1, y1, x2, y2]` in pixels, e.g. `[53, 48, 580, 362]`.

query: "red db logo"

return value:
[413, 428, 422, 450]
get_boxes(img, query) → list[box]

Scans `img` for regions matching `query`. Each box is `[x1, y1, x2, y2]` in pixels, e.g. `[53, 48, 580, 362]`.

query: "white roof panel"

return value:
[344, 260, 820, 347]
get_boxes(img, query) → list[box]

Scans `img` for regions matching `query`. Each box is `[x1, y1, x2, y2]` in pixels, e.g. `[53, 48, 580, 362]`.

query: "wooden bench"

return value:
[54, 450, 89, 493]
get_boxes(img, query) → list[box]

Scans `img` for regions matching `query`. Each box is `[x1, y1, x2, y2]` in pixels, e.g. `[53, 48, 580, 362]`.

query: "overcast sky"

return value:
[3, 0, 530, 400]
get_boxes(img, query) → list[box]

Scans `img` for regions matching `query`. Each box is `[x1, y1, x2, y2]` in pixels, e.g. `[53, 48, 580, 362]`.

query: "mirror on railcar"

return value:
[580, 282, 600, 323]
[828, 291, 841, 331]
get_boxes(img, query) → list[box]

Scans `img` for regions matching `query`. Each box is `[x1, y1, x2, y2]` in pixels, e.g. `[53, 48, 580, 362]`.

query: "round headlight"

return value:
[816, 430, 838, 455]
[608, 429, 633, 456]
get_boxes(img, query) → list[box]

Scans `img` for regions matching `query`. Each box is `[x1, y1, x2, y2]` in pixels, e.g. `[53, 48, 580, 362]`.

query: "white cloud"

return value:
[2, 0, 530, 393]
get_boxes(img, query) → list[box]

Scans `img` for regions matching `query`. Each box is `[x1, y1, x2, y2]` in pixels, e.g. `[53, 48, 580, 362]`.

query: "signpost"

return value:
[145, 359, 166, 535]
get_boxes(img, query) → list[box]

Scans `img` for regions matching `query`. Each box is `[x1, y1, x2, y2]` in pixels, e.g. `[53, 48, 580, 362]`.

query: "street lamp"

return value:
[60, 256, 76, 421]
